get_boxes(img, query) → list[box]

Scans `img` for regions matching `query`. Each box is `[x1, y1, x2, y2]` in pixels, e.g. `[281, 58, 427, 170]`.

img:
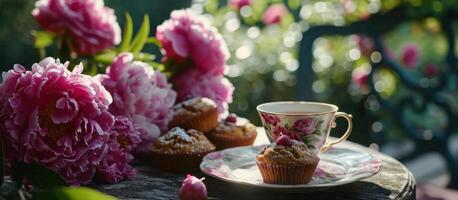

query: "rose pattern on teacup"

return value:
[272, 126, 300, 140]
[260, 113, 333, 155]
[293, 118, 317, 134]
[260, 113, 280, 126]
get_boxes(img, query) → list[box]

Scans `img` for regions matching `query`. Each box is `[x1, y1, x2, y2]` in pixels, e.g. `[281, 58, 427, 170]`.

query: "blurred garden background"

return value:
[1, 0, 458, 192]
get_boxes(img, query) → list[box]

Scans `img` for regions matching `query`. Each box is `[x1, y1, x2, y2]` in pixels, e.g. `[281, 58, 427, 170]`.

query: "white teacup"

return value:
[257, 101, 353, 155]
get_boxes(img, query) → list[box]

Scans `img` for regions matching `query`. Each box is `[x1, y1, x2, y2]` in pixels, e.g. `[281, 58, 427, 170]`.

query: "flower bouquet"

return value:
[0, 0, 234, 193]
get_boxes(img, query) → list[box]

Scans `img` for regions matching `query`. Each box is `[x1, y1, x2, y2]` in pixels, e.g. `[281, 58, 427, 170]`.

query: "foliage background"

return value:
[189, 0, 456, 147]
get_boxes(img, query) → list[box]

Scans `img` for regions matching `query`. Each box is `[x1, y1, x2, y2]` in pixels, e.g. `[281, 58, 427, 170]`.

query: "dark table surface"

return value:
[95, 129, 416, 200]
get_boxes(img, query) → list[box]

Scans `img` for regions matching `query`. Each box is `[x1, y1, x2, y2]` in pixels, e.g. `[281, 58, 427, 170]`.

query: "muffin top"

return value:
[212, 114, 257, 138]
[256, 135, 316, 165]
[152, 127, 215, 154]
[172, 97, 217, 119]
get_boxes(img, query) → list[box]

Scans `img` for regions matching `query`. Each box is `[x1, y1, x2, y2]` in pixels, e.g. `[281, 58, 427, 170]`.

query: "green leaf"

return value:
[18, 163, 68, 189]
[93, 50, 117, 64]
[146, 61, 165, 71]
[32, 31, 54, 49]
[146, 37, 162, 48]
[32, 187, 117, 200]
[118, 13, 133, 53]
[129, 14, 150, 54]
[133, 53, 155, 62]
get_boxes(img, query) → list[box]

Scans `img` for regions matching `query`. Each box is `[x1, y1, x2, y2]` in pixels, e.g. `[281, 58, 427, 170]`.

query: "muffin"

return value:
[207, 114, 257, 150]
[169, 97, 218, 133]
[151, 127, 215, 173]
[256, 135, 319, 184]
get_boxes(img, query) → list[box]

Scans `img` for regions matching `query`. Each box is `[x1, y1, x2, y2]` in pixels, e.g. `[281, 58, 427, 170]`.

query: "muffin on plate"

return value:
[207, 114, 257, 150]
[151, 127, 215, 173]
[256, 135, 319, 184]
[169, 97, 218, 133]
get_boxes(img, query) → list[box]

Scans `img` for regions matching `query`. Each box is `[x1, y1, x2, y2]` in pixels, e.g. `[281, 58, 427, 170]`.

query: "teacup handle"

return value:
[321, 112, 353, 152]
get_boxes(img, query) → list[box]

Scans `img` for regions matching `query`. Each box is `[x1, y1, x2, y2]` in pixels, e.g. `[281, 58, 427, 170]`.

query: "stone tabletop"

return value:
[94, 128, 416, 200]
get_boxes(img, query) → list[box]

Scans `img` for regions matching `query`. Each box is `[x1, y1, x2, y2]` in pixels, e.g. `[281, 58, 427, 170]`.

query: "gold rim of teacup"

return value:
[256, 101, 339, 116]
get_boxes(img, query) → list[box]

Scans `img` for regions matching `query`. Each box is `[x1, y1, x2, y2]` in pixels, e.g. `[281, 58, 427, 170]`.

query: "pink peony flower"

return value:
[262, 4, 288, 25]
[178, 174, 207, 200]
[0, 58, 114, 185]
[293, 118, 317, 134]
[228, 0, 252, 10]
[401, 44, 420, 69]
[173, 68, 234, 116]
[156, 9, 230, 75]
[32, 0, 121, 55]
[96, 116, 141, 183]
[260, 113, 280, 126]
[97, 53, 176, 154]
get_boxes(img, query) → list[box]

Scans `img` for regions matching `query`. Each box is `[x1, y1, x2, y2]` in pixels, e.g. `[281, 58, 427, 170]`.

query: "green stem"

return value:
[37, 48, 46, 60]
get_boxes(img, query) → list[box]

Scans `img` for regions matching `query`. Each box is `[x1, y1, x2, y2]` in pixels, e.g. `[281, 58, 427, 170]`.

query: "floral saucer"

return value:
[200, 145, 381, 192]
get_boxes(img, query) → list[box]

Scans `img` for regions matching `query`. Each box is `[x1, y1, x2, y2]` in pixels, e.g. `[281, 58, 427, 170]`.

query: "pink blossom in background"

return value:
[32, 0, 121, 55]
[354, 35, 374, 57]
[173, 68, 234, 116]
[96, 116, 141, 183]
[342, 0, 356, 15]
[262, 4, 288, 25]
[228, 0, 252, 10]
[352, 67, 370, 88]
[425, 63, 439, 77]
[0, 58, 114, 185]
[156, 9, 230, 75]
[401, 44, 420, 69]
[97, 53, 176, 154]
[354, 35, 395, 59]
[293, 118, 317, 134]
[178, 174, 207, 200]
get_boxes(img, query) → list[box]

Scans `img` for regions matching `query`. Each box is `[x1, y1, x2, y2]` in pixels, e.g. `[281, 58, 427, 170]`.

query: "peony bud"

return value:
[276, 135, 293, 147]
[178, 174, 207, 200]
